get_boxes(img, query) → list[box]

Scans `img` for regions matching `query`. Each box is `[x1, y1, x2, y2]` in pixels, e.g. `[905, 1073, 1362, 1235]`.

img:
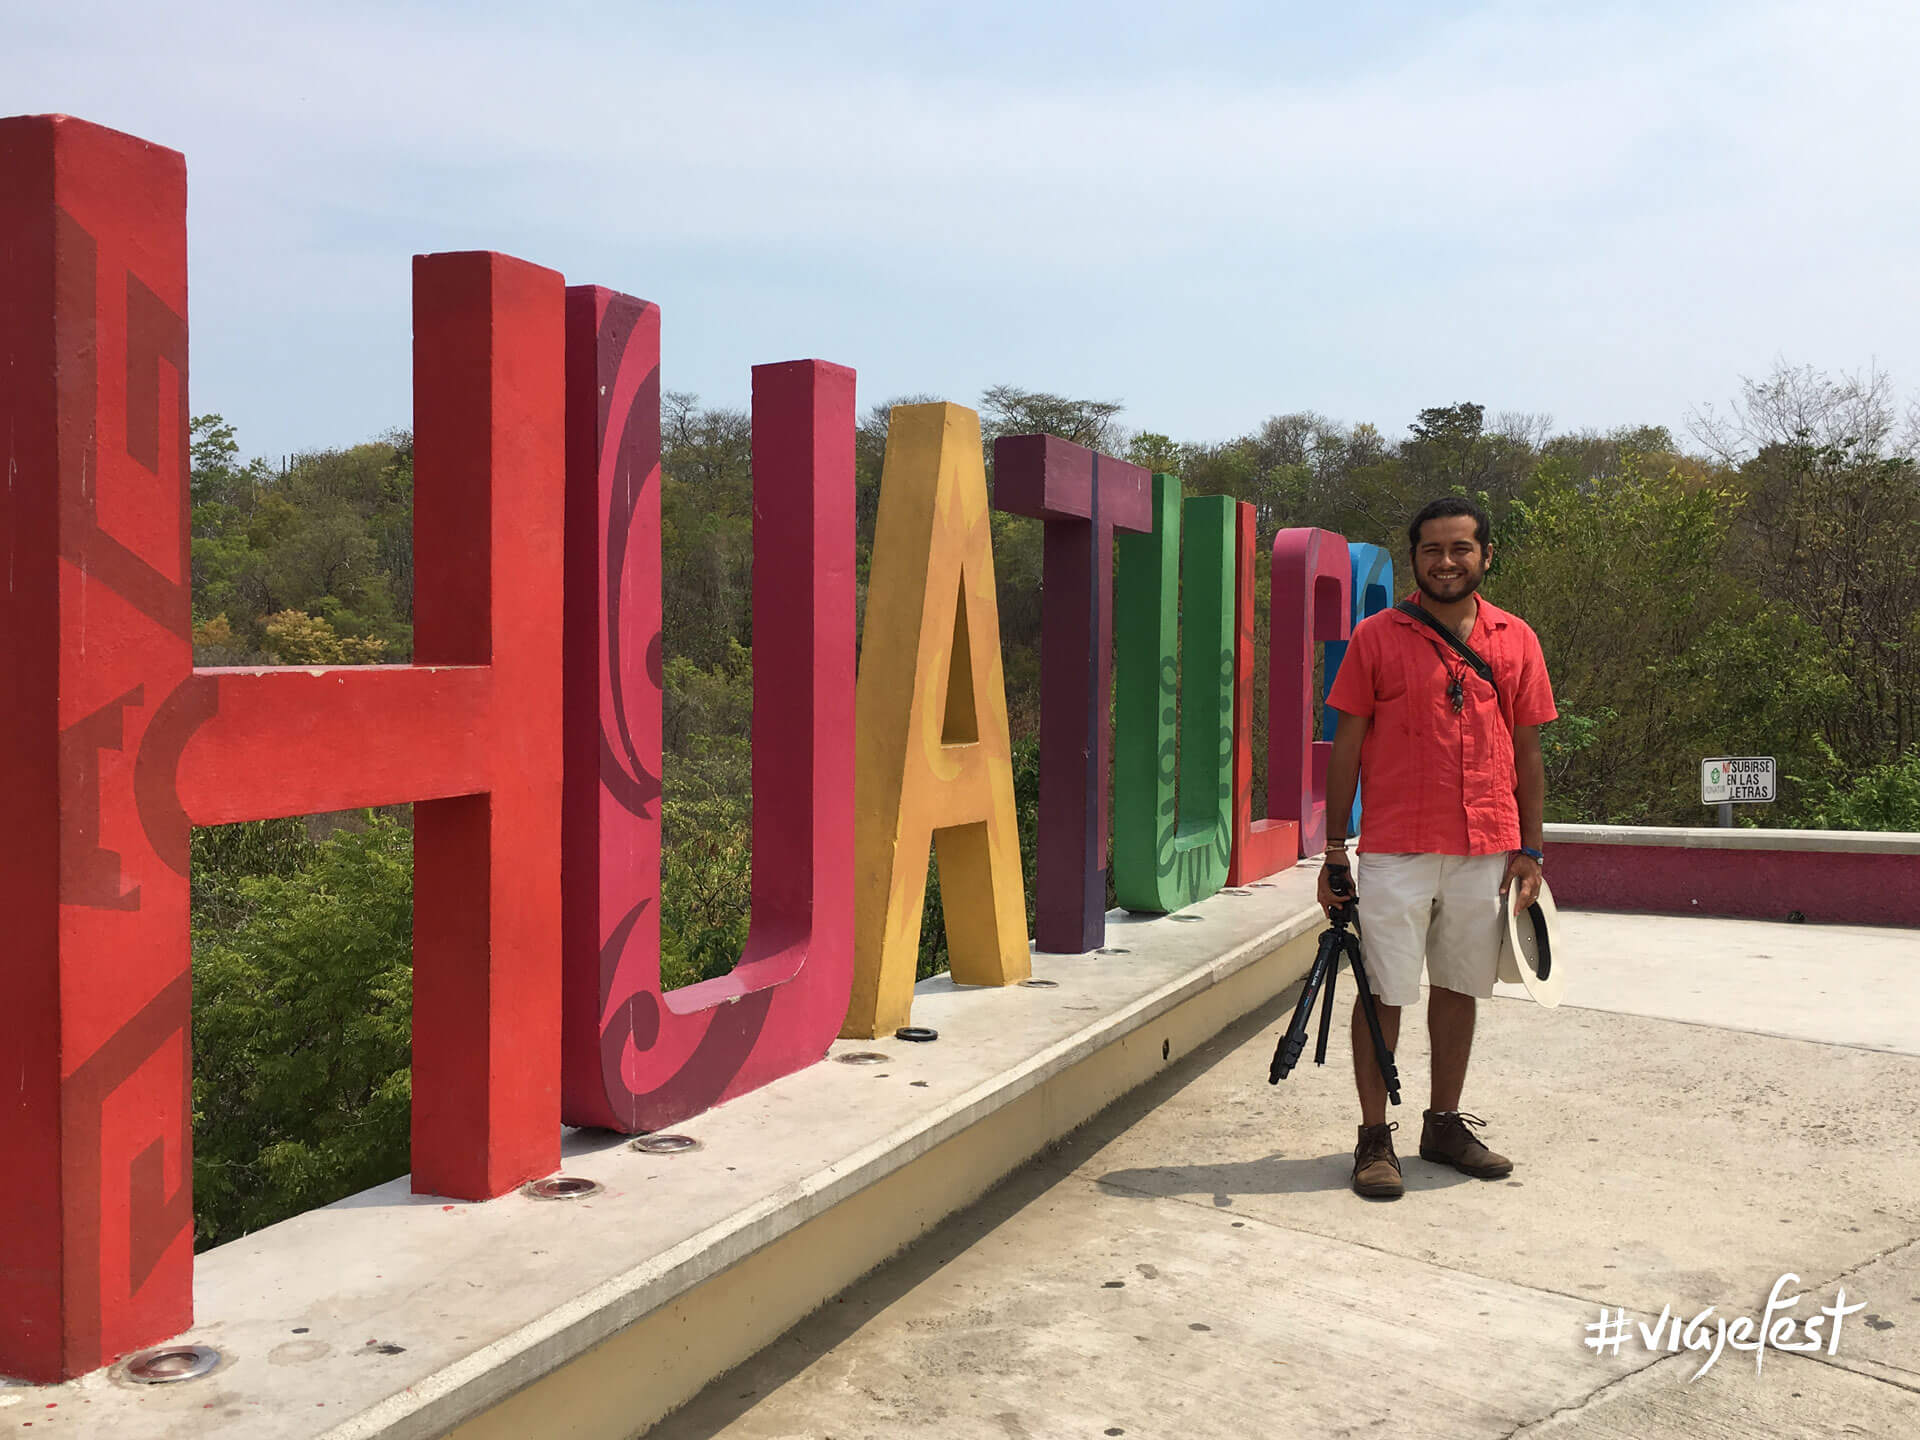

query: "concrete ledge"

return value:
[29, 865, 1328, 1439]
[1543, 824, 1920, 926]
[1545, 822, 1920, 854]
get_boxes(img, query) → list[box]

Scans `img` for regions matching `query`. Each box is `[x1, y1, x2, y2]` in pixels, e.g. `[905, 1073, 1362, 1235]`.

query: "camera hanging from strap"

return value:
[1395, 600, 1502, 709]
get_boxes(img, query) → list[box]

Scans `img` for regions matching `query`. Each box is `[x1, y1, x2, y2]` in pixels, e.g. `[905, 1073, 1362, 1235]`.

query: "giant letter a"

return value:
[847, 404, 1028, 1037]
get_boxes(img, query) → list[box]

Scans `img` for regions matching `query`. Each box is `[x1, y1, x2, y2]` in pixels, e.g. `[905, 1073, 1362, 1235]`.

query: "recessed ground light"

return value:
[1222, 887, 1253, 896]
[836, 1051, 890, 1065]
[522, 1176, 602, 1201]
[1096, 947, 1131, 956]
[1020, 978, 1060, 989]
[1169, 914, 1203, 923]
[630, 1134, 701, 1155]
[120, 1345, 221, 1384]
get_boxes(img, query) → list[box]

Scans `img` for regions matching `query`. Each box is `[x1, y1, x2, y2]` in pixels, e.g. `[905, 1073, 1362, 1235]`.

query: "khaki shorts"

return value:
[1354, 852, 1508, 1007]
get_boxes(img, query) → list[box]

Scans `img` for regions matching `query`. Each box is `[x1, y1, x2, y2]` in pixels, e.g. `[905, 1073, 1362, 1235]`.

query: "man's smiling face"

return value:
[1412, 513, 1490, 605]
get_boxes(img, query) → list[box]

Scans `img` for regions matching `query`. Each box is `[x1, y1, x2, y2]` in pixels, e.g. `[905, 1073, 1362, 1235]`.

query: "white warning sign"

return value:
[1701, 756, 1775, 805]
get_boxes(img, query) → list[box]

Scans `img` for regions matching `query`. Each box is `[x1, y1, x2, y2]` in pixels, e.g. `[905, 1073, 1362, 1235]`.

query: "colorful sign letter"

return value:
[849, 404, 1028, 1037]
[1228, 502, 1300, 885]
[1113, 476, 1236, 912]
[1, 113, 196, 1385]
[559, 310, 858, 1131]
[0, 112, 571, 1381]
[1271, 527, 1352, 857]
[1322, 541, 1394, 837]
[992, 435, 1151, 953]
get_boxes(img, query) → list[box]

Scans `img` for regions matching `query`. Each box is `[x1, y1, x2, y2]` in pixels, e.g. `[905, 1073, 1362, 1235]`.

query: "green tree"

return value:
[1792, 744, 1920, 830]
[192, 815, 413, 1248]
[1125, 431, 1183, 474]
[979, 384, 1124, 454]
[1493, 455, 1846, 823]
[189, 417, 413, 663]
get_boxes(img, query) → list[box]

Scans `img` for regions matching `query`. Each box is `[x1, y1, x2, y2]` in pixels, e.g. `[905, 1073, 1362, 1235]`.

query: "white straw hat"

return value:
[1498, 875, 1564, 1007]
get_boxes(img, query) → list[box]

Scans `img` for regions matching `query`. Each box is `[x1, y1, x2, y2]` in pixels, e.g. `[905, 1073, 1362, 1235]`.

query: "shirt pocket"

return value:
[1372, 649, 1411, 704]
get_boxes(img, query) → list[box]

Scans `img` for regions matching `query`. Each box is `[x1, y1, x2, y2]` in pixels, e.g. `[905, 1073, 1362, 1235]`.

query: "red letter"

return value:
[1270, 527, 1351, 857]
[1227, 502, 1300, 883]
[173, 252, 567, 1200]
[1, 109, 568, 1380]
[2, 115, 195, 1383]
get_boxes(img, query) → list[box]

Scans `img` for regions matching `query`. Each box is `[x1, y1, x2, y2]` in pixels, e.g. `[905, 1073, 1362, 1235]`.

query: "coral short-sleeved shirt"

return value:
[1324, 594, 1557, 856]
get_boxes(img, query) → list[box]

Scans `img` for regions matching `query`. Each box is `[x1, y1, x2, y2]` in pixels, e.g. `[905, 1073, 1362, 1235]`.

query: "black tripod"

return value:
[1268, 865, 1400, 1104]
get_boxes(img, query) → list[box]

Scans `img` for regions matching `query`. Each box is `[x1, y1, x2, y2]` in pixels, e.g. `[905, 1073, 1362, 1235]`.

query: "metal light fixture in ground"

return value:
[1096, 946, 1131, 956]
[836, 1051, 890, 1065]
[522, 1176, 603, 1201]
[1020, 978, 1060, 989]
[630, 1134, 701, 1155]
[120, 1345, 221, 1384]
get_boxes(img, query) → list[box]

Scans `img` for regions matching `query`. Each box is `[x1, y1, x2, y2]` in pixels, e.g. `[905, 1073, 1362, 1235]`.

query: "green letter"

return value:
[1114, 475, 1235, 912]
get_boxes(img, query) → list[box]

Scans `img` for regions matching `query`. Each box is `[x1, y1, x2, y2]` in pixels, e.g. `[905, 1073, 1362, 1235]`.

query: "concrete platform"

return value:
[0, 867, 1331, 1439]
[659, 913, 1920, 1439]
[1553, 909, 1920, 1053]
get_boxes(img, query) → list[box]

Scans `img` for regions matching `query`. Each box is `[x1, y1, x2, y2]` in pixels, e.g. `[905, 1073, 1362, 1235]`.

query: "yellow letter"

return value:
[848, 403, 1029, 1036]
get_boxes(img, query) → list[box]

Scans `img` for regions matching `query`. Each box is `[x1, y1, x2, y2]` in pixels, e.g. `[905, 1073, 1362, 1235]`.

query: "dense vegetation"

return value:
[187, 364, 1920, 1245]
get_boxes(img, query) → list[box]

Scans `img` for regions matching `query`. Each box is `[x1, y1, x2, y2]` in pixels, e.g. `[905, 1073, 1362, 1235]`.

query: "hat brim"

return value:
[1498, 875, 1565, 1007]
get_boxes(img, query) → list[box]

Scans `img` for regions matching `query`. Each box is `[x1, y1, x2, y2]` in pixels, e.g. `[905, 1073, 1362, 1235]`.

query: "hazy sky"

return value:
[7, 1, 1916, 460]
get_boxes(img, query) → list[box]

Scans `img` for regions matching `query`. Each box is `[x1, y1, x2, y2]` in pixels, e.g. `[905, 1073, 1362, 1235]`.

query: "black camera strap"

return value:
[1396, 600, 1501, 709]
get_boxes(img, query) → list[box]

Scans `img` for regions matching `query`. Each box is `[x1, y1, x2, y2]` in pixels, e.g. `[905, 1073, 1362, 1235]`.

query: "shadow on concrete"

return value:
[651, 959, 1347, 1438]
[1093, 1151, 1471, 1200]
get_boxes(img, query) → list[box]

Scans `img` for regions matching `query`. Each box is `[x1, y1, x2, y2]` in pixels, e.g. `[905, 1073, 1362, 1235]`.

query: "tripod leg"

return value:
[1270, 933, 1338, 1083]
[1314, 950, 1338, 1066]
[1347, 940, 1402, 1106]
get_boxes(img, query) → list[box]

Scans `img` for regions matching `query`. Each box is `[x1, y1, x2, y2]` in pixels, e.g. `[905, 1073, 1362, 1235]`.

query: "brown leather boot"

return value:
[1352, 1122, 1403, 1199]
[1419, 1110, 1512, 1178]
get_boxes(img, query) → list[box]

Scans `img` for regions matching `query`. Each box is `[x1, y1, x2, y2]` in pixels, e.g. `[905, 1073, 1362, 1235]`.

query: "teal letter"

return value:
[1322, 541, 1395, 836]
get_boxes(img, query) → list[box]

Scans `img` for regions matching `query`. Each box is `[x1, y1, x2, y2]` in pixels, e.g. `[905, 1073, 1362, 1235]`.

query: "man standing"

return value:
[1321, 497, 1556, 1199]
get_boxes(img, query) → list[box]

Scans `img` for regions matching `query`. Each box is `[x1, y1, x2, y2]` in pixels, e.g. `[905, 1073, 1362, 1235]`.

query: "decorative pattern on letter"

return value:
[1, 112, 569, 1381]
[1270, 527, 1353, 856]
[560, 326, 858, 1129]
[1228, 501, 1300, 885]
[1113, 476, 1236, 913]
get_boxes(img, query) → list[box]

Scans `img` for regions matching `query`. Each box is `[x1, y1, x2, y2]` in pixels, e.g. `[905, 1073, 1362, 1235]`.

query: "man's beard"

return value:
[1414, 566, 1486, 605]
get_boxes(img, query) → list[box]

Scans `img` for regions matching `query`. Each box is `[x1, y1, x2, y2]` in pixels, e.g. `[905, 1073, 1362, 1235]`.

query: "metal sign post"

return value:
[1701, 757, 1776, 826]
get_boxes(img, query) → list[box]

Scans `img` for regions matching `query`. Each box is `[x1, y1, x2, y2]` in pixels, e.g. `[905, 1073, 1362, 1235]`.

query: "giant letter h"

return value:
[0, 115, 565, 1381]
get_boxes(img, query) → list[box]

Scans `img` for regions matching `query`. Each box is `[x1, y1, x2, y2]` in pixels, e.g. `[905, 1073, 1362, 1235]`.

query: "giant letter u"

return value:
[1113, 476, 1236, 913]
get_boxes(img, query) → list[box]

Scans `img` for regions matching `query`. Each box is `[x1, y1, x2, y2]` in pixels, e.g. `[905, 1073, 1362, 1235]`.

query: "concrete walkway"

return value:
[656, 913, 1920, 1439]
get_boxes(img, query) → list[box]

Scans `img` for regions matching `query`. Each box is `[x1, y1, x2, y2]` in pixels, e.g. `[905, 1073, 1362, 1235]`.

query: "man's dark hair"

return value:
[1407, 495, 1491, 554]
